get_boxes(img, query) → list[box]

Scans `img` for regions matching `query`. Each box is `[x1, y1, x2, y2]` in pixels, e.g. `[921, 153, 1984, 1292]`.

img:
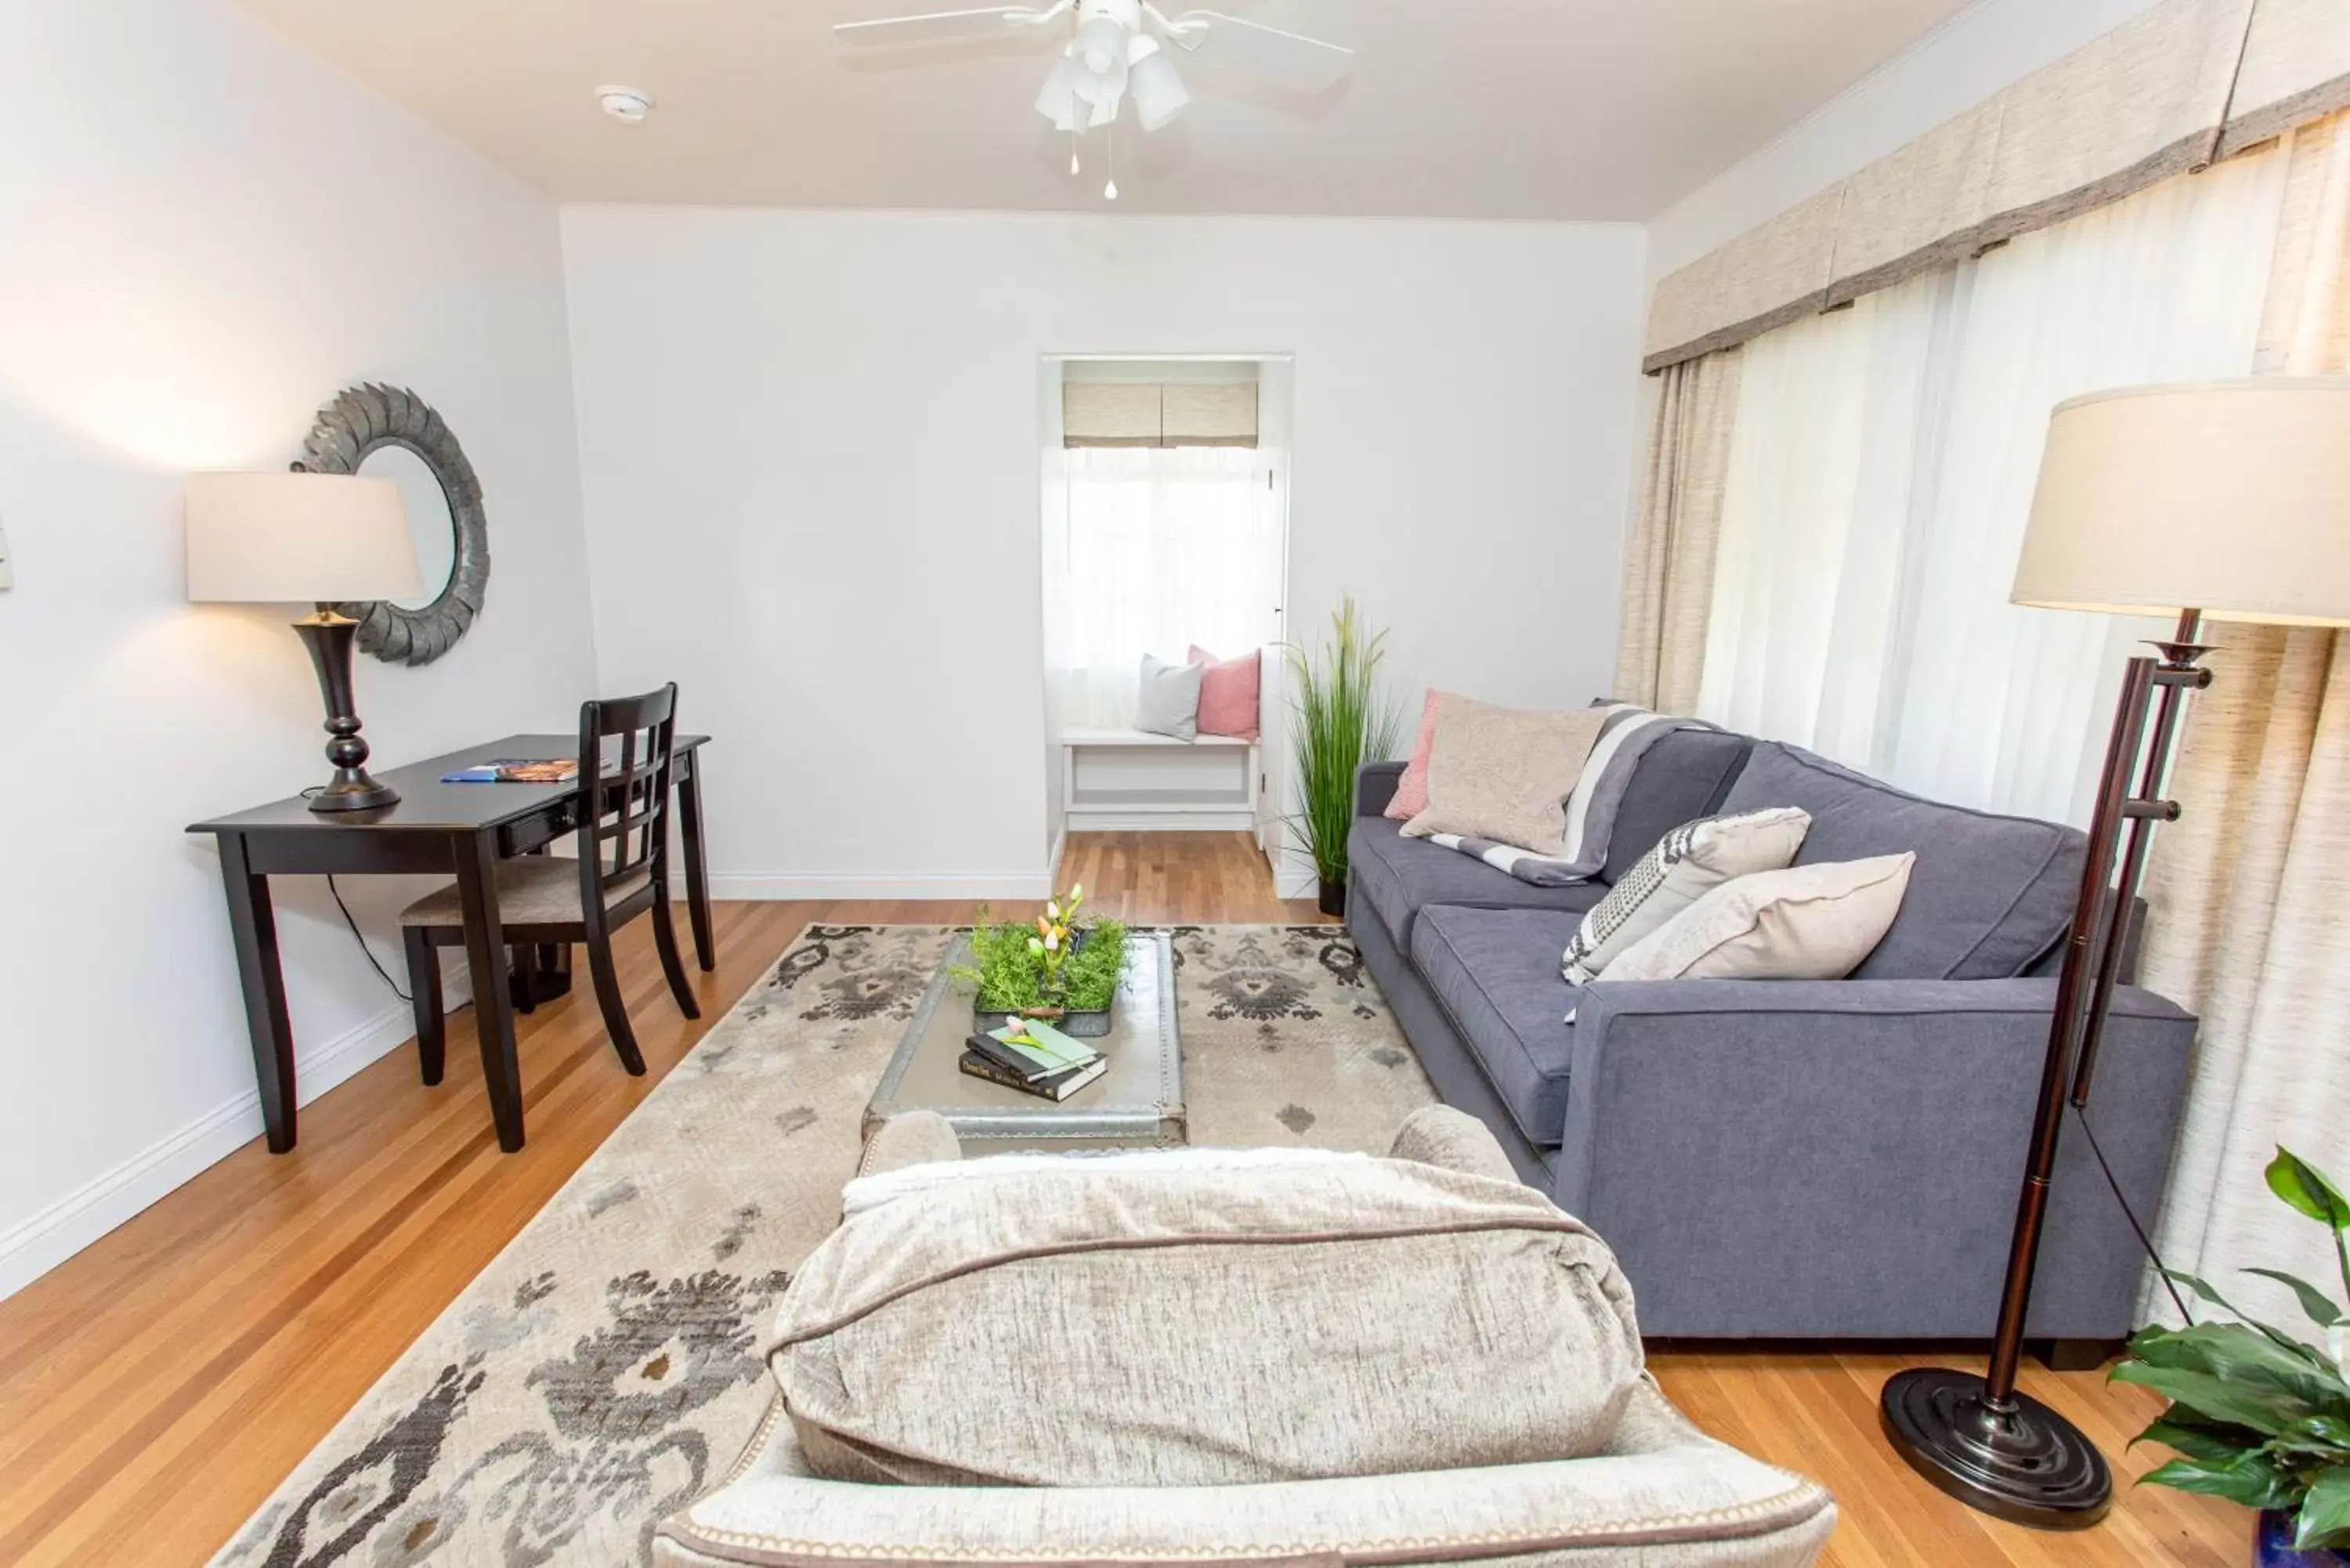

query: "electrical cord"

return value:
[2072, 1100, 2194, 1325]
[327, 873, 412, 1003]
[297, 784, 414, 1004]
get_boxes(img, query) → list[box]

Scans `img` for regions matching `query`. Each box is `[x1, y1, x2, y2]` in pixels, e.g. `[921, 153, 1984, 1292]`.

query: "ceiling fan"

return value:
[833, 0, 1351, 198]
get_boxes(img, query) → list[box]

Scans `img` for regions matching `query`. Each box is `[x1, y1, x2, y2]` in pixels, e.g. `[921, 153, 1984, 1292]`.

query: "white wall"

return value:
[562, 209, 1647, 898]
[1646, 0, 2166, 286]
[0, 0, 598, 1293]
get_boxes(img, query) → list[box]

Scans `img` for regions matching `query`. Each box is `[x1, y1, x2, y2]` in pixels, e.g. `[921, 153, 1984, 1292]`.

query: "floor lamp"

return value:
[1880, 378, 2350, 1526]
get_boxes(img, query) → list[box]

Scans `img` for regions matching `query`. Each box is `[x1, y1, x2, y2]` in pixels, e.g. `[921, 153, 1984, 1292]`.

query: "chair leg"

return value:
[404, 925, 445, 1086]
[585, 930, 648, 1076]
[511, 941, 537, 1016]
[652, 896, 701, 1020]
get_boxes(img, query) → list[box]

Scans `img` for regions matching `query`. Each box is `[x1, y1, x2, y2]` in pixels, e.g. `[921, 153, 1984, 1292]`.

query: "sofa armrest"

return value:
[1355, 761, 1405, 818]
[1553, 977, 2196, 1339]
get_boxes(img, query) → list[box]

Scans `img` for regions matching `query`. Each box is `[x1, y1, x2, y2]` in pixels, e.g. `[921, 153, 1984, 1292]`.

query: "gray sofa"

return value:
[1347, 733, 2196, 1347]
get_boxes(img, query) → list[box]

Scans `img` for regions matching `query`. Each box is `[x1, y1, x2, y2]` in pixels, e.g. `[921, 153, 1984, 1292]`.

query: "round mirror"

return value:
[298, 383, 490, 667]
[360, 443, 457, 612]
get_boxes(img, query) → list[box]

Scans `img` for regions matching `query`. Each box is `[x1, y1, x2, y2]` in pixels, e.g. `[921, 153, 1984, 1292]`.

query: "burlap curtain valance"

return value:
[1063, 381, 1259, 447]
[1645, 0, 2350, 373]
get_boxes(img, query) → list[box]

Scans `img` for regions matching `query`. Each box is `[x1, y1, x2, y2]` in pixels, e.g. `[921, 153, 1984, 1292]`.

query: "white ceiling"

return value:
[234, 0, 1976, 221]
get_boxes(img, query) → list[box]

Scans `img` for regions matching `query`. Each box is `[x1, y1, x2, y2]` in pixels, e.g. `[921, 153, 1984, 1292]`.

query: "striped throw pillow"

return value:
[1561, 807, 1812, 985]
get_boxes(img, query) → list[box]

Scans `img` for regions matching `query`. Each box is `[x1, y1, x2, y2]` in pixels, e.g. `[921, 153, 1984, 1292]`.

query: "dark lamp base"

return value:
[1881, 1367, 2112, 1529]
[291, 613, 400, 815]
[309, 775, 400, 813]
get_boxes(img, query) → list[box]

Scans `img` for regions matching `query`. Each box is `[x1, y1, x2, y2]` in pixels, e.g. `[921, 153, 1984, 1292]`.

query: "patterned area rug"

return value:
[215, 925, 1434, 1568]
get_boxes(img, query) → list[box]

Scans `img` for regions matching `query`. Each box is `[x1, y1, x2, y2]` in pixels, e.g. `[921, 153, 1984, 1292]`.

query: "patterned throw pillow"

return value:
[1562, 807, 1811, 985]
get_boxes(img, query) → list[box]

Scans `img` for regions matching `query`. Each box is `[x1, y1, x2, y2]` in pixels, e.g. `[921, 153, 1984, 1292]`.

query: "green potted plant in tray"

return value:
[2117, 1147, 2350, 1566]
[1287, 595, 1405, 918]
[953, 883, 1129, 1039]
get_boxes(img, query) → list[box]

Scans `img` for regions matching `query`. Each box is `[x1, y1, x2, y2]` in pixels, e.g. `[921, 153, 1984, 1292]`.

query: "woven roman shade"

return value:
[1064, 381, 1259, 447]
[1645, 0, 2350, 373]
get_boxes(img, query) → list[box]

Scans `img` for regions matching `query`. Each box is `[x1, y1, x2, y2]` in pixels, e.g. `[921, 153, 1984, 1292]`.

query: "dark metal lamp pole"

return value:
[292, 606, 400, 813]
[1880, 609, 2211, 1526]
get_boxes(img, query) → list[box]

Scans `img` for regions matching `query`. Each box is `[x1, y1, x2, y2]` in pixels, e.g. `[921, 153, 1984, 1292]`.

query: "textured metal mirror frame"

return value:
[295, 383, 490, 667]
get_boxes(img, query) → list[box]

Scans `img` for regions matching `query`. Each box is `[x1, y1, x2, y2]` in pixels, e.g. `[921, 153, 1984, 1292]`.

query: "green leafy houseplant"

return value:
[1285, 595, 1405, 917]
[951, 883, 1127, 1017]
[2117, 1147, 2350, 1561]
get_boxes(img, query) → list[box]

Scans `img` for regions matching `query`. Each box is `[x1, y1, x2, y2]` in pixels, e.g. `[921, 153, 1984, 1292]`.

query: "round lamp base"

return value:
[1881, 1367, 2111, 1530]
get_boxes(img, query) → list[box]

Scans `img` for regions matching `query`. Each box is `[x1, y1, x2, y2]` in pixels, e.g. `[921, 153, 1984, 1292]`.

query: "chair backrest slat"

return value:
[573, 683, 680, 919]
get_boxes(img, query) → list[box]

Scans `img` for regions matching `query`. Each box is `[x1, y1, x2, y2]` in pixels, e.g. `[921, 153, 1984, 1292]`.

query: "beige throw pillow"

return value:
[1401, 695, 1610, 858]
[770, 1155, 1646, 1488]
[1601, 853, 1916, 985]
[1562, 808, 1811, 984]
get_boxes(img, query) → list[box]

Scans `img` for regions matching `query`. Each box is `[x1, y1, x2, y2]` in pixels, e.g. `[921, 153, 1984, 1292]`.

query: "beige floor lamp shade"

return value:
[2013, 378, 2350, 627]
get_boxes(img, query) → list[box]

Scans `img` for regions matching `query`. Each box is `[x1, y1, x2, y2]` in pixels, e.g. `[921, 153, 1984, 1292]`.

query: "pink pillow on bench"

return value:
[1385, 689, 1444, 820]
[1189, 645, 1260, 741]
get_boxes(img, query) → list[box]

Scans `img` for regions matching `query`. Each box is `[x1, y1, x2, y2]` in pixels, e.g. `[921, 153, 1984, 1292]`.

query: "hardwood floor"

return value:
[0, 832, 2240, 1566]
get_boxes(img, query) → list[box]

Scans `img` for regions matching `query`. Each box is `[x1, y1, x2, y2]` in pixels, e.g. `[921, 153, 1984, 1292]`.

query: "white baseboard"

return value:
[0, 981, 461, 1301]
[1045, 829, 1068, 881]
[1276, 867, 1318, 900]
[1065, 811, 1258, 833]
[707, 871, 1054, 901]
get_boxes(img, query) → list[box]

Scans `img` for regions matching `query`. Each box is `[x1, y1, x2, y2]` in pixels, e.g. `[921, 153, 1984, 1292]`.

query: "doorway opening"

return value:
[1039, 355, 1294, 874]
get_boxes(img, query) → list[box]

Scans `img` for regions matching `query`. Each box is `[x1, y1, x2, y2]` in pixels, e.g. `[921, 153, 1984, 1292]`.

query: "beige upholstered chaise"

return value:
[656, 1111, 1836, 1568]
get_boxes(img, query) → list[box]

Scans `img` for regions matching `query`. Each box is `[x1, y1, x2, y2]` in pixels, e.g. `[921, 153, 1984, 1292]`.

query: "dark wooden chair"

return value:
[400, 684, 700, 1147]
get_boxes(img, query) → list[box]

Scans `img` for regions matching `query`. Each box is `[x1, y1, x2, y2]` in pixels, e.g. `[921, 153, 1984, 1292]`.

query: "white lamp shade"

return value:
[186, 471, 423, 605]
[1034, 52, 1083, 131]
[1077, 13, 1125, 73]
[1127, 35, 1189, 131]
[2014, 378, 2350, 627]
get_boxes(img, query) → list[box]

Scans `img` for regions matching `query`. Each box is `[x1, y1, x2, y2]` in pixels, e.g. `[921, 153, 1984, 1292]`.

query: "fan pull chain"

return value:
[1070, 128, 1080, 177]
[1104, 121, 1119, 201]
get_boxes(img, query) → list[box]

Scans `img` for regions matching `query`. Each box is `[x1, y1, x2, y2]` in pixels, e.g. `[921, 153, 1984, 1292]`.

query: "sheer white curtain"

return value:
[1695, 144, 2291, 824]
[1058, 445, 1282, 728]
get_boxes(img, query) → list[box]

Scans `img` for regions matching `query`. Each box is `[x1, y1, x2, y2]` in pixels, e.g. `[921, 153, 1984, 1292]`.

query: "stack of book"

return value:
[960, 1018, 1107, 1102]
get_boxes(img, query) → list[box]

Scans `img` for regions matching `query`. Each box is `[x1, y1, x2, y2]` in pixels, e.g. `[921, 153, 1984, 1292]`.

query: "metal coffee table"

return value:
[862, 931, 1186, 1152]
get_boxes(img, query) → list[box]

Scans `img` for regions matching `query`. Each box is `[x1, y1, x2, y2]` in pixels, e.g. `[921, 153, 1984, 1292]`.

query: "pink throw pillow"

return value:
[1385, 689, 1444, 821]
[1189, 645, 1260, 740]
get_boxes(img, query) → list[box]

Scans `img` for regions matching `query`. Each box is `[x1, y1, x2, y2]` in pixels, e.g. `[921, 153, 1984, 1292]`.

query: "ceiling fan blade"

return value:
[833, 3, 1069, 44]
[1154, 8, 1352, 56]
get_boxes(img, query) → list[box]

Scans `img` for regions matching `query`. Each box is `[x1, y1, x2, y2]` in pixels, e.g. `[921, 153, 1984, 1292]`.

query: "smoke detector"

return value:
[596, 85, 654, 123]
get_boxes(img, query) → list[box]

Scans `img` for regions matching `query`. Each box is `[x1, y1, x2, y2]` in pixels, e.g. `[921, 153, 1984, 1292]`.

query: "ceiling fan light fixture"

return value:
[1034, 52, 1084, 130]
[1069, 48, 1128, 107]
[1126, 35, 1189, 131]
[1076, 12, 1126, 74]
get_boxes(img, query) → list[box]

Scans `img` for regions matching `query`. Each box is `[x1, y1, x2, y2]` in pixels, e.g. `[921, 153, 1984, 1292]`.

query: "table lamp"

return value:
[186, 471, 423, 812]
[1882, 378, 2350, 1527]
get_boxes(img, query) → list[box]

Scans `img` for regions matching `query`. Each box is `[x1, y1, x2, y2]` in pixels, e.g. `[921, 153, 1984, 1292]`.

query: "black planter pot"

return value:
[1318, 877, 1347, 918]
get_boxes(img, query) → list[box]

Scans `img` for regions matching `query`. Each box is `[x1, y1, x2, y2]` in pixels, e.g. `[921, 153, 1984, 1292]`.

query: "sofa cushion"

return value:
[1602, 728, 1755, 883]
[1350, 818, 1607, 950]
[769, 1151, 1645, 1488]
[1719, 742, 2085, 981]
[1410, 905, 1588, 1150]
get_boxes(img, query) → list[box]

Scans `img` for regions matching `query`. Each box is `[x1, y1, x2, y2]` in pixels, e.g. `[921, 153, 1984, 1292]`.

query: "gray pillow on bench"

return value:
[1134, 653, 1204, 741]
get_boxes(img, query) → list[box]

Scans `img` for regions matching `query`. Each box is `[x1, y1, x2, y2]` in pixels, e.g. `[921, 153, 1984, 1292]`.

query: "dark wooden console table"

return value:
[187, 732, 714, 1153]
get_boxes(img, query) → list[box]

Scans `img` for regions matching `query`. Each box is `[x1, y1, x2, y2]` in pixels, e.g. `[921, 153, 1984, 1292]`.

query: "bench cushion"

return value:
[1410, 905, 1588, 1150]
[1720, 742, 2084, 981]
[1350, 818, 1607, 950]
